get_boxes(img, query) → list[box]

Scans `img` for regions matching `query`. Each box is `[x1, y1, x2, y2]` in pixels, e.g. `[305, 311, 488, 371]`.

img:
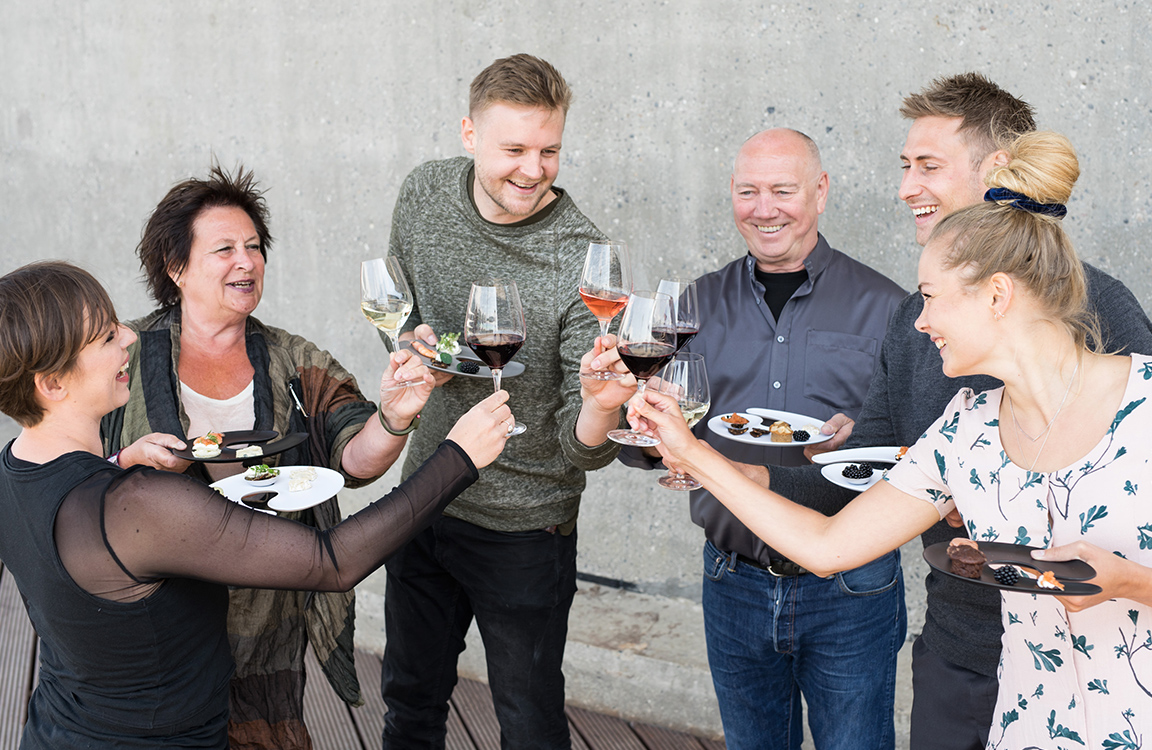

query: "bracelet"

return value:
[107, 451, 122, 467]
[379, 408, 420, 436]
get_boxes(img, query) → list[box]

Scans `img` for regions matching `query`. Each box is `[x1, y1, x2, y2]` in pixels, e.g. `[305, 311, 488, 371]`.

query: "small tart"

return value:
[769, 420, 793, 443]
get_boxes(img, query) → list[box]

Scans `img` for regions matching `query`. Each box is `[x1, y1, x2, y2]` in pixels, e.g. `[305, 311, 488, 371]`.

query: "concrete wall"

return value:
[3, 0, 1150, 735]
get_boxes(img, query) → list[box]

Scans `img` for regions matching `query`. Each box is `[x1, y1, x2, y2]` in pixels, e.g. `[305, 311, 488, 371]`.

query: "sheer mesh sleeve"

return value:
[59, 441, 476, 600]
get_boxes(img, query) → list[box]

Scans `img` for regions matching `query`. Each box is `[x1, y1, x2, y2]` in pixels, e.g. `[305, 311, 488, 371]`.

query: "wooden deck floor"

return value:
[0, 563, 723, 749]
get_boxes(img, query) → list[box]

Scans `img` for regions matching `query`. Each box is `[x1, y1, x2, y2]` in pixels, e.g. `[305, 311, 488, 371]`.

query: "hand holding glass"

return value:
[579, 242, 632, 381]
[607, 291, 676, 447]
[465, 279, 527, 436]
[655, 353, 710, 490]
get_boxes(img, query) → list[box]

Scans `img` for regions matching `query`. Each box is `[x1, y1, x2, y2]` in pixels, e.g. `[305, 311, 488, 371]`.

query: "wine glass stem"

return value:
[385, 333, 399, 354]
[597, 319, 610, 340]
[492, 368, 503, 393]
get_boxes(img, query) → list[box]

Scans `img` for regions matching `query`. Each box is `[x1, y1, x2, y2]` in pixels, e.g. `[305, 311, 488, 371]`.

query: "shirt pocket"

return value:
[803, 330, 879, 413]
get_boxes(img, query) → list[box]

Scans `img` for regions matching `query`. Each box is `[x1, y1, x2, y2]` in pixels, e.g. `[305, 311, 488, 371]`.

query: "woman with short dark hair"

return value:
[0, 260, 511, 749]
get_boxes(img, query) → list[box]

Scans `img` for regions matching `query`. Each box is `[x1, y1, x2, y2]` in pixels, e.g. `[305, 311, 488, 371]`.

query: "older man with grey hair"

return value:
[614, 127, 908, 749]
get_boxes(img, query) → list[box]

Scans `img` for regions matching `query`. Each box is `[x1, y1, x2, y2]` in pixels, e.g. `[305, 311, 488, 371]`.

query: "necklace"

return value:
[1007, 360, 1080, 472]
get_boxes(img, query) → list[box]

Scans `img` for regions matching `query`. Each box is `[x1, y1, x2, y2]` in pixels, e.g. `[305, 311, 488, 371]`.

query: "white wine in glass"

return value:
[361, 257, 414, 354]
[361, 257, 417, 391]
[656, 353, 710, 490]
[579, 241, 632, 381]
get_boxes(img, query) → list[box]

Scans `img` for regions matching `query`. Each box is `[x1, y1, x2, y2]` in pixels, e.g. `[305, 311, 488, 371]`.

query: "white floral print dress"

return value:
[886, 354, 1152, 750]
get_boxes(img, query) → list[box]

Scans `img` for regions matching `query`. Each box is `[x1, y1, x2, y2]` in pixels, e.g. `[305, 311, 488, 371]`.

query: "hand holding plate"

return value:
[1034, 540, 1152, 611]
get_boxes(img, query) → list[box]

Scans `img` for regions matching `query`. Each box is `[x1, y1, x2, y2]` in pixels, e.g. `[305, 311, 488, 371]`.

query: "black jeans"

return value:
[381, 516, 577, 750]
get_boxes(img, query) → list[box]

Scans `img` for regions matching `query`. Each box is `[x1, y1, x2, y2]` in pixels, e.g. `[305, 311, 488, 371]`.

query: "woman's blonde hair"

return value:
[929, 131, 1101, 351]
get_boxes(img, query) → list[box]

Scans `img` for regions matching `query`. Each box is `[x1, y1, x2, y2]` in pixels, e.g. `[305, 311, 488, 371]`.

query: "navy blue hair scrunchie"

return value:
[984, 187, 1067, 219]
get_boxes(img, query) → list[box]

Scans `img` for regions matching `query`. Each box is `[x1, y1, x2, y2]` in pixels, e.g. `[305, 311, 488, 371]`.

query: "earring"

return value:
[993, 310, 1004, 321]
[177, 280, 185, 288]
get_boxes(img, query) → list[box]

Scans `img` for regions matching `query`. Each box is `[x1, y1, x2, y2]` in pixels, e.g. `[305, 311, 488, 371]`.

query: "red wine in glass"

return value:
[607, 290, 676, 447]
[466, 333, 525, 370]
[657, 278, 700, 354]
[618, 341, 677, 380]
[465, 279, 527, 436]
[653, 326, 700, 353]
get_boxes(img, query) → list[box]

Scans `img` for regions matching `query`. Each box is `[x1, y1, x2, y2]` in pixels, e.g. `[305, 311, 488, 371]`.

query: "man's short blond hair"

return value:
[469, 54, 571, 118]
[901, 73, 1036, 168]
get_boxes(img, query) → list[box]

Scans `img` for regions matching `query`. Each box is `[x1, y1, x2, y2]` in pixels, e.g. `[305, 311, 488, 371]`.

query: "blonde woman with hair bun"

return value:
[627, 130, 1152, 746]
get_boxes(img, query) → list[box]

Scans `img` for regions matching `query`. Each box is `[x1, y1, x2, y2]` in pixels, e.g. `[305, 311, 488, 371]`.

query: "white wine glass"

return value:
[465, 279, 527, 436]
[579, 241, 632, 381]
[606, 291, 676, 447]
[656, 278, 700, 352]
[361, 257, 417, 391]
[655, 353, 710, 490]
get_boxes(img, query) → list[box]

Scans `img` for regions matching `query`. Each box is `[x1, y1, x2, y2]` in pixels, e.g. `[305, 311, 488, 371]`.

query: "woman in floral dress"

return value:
[625, 130, 1152, 748]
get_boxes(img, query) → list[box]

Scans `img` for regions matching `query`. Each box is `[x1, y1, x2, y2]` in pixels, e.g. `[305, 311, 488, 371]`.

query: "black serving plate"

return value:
[170, 430, 308, 464]
[923, 541, 1102, 596]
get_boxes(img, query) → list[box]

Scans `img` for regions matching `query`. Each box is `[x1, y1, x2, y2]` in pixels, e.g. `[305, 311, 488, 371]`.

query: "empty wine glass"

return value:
[579, 241, 632, 380]
[656, 278, 700, 352]
[607, 291, 676, 447]
[361, 257, 418, 391]
[655, 353, 710, 490]
[465, 279, 527, 436]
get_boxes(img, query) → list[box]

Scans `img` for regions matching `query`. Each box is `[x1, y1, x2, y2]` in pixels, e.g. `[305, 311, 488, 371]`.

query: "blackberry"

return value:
[792, 429, 811, 442]
[457, 360, 482, 375]
[841, 463, 874, 480]
[993, 566, 1020, 586]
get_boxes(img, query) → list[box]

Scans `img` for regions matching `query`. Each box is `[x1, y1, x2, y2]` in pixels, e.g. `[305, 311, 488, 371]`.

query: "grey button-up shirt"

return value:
[624, 234, 906, 563]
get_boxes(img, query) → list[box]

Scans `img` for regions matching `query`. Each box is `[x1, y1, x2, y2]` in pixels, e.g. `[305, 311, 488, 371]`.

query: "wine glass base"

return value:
[657, 474, 701, 491]
[507, 422, 527, 437]
[607, 428, 660, 447]
[381, 379, 423, 393]
[579, 370, 626, 381]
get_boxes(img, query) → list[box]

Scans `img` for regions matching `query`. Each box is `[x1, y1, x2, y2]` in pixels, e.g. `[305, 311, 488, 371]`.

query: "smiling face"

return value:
[899, 116, 993, 247]
[58, 320, 138, 416]
[173, 205, 265, 323]
[731, 129, 828, 273]
[914, 236, 997, 378]
[462, 102, 565, 224]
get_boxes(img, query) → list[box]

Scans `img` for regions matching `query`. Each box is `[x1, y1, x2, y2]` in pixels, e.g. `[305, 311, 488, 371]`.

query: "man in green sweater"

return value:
[381, 54, 629, 749]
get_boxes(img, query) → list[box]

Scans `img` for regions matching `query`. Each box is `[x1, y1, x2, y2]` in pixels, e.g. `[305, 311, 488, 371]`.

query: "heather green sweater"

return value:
[389, 157, 621, 531]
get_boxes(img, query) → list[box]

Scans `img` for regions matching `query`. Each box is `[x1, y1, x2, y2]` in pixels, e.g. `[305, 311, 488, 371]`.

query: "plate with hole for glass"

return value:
[170, 430, 308, 463]
[707, 408, 830, 447]
[402, 340, 525, 379]
[922, 541, 1101, 596]
[210, 466, 344, 513]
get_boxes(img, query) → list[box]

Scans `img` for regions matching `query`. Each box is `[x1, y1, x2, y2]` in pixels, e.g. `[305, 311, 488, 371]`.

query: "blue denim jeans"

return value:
[702, 540, 906, 750]
[382, 516, 577, 750]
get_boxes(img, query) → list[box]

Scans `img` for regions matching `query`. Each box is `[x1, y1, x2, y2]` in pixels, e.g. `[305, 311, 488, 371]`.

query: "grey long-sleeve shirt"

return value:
[389, 157, 620, 532]
[622, 236, 906, 563]
[766, 262, 1152, 677]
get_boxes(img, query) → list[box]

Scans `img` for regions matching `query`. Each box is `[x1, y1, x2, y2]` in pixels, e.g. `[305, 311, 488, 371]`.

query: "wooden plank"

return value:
[696, 737, 727, 750]
[632, 720, 710, 749]
[0, 566, 36, 750]
[566, 705, 646, 750]
[350, 650, 386, 749]
[451, 677, 501, 750]
[303, 646, 364, 750]
[355, 650, 474, 749]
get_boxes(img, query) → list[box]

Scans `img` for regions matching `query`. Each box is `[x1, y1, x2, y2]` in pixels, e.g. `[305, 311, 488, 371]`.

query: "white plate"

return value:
[821, 462, 884, 492]
[707, 409, 830, 447]
[811, 446, 905, 466]
[210, 465, 345, 513]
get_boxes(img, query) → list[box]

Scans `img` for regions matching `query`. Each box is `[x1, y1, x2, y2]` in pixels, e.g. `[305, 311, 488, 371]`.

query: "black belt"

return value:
[735, 553, 809, 577]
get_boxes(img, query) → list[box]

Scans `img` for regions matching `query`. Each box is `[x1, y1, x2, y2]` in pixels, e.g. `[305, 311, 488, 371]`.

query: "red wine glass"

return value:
[465, 279, 527, 436]
[607, 291, 676, 447]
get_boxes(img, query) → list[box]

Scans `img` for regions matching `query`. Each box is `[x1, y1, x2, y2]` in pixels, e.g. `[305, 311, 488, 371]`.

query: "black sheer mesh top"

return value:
[0, 440, 475, 746]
